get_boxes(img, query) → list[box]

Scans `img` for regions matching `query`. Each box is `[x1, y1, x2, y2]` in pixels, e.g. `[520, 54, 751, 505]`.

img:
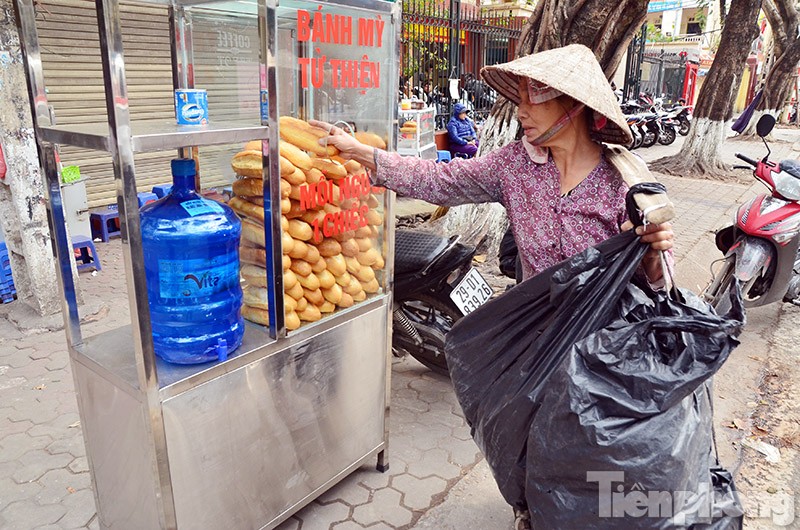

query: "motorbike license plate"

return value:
[450, 267, 493, 315]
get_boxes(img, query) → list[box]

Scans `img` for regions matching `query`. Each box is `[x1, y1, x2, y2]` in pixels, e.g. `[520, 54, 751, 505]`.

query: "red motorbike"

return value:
[703, 115, 800, 311]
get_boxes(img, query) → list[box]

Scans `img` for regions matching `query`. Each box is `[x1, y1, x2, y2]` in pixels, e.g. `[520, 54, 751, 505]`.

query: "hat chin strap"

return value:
[530, 103, 586, 146]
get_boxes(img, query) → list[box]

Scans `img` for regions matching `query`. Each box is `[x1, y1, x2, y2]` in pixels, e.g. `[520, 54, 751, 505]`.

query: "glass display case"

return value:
[397, 106, 436, 159]
[14, 0, 398, 528]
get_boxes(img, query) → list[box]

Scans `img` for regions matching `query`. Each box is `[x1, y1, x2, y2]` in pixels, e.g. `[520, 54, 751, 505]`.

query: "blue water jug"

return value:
[140, 159, 245, 364]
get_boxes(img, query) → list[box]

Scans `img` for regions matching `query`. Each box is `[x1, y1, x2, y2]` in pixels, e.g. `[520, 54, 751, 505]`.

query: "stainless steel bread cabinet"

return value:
[14, 0, 399, 527]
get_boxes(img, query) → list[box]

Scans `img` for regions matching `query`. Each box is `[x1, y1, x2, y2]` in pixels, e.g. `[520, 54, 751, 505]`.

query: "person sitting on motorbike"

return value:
[447, 102, 479, 158]
[311, 43, 674, 529]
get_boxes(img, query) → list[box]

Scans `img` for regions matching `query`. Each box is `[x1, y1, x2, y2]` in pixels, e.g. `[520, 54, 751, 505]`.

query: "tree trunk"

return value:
[433, 0, 649, 256]
[739, 0, 800, 135]
[649, 0, 763, 177]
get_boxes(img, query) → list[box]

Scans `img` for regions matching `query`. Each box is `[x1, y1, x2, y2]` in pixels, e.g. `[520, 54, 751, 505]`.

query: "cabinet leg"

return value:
[376, 450, 389, 473]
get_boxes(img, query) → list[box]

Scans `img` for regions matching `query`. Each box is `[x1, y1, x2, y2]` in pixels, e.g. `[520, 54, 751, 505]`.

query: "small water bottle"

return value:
[140, 159, 244, 364]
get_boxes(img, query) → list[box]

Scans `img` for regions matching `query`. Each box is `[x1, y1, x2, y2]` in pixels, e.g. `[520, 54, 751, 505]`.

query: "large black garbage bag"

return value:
[445, 230, 745, 529]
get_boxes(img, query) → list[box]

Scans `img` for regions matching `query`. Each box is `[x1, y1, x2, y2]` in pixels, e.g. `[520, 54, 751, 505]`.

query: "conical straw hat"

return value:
[481, 44, 632, 146]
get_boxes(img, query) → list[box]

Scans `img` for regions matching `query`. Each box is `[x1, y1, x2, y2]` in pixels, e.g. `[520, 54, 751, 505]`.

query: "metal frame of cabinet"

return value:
[13, 0, 399, 528]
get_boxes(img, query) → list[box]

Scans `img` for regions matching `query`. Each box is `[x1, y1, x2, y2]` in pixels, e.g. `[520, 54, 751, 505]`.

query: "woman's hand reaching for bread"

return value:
[308, 120, 377, 170]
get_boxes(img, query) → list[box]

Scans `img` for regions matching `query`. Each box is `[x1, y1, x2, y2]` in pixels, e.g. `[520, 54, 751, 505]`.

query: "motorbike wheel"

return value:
[704, 257, 736, 314]
[678, 119, 690, 136]
[704, 256, 764, 313]
[641, 127, 658, 148]
[658, 126, 676, 145]
[394, 293, 462, 376]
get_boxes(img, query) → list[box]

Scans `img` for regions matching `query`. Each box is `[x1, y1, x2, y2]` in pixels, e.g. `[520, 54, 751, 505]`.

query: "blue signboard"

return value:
[648, 0, 683, 12]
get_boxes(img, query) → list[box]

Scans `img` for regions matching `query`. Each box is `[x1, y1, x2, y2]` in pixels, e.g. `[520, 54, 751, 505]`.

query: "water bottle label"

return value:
[158, 255, 239, 299]
[181, 199, 224, 217]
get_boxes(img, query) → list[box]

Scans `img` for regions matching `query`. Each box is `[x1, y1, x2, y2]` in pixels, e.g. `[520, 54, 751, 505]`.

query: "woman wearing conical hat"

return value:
[315, 44, 673, 285]
[313, 44, 674, 529]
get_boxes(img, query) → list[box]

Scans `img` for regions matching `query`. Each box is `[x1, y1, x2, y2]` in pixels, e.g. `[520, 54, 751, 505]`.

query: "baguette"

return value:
[311, 157, 347, 179]
[355, 238, 372, 252]
[242, 305, 270, 326]
[280, 156, 296, 176]
[279, 116, 338, 157]
[357, 248, 379, 267]
[352, 290, 367, 302]
[340, 239, 360, 258]
[304, 245, 321, 264]
[284, 269, 298, 289]
[286, 310, 301, 330]
[361, 278, 380, 294]
[242, 219, 266, 248]
[326, 255, 347, 277]
[281, 231, 295, 255]
[304, 167, 324, 185]
[244, 140, 263, 151]
[232, 178, 263, 198]
[310, 257, 327, 274]
[322, 283, 343, 304]
[295, 296, 308, 312]
[297, 272, 320, 292]
[317, 238, 342, 257]
[303, 288, 324, 306]
[316, 269, 336, 290]
[290, 258, 313, 277]
[354, 264, 375, 283]
[231, 150, 263, 178]
[319, 301, 336, 314]
[355, 225, 373, 238]
[281, 198, 291, 214]
[229, 196, 264, 223]
[284, 295, 298, 313]
[287, 240, 309, 260]
[298, 304, 322, 322]
[287, 219, 313, 241]
[241, 264, 268, 287]
[279, 140, 313, 170]
[343, 276, 362, 296]
[283, 254, 291, 271]
[243, 285, 270, 310]
[240, 246, 267, 267]
[366, 209, 383, 226]
[335, 271, 352, 287]
[286, 281, 304, 301]
[354, 131, 387, 149]
[280, 179, 291, 199]
[345, 256, 361, 275]
[372, 255, 385, 270]
[286, 200, 304, 219]
[284, 167, 307, 186]
[337, 291, 354, 308]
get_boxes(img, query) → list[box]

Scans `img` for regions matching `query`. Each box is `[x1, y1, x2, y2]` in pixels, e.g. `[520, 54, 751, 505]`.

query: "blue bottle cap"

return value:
[171, 159, 196, 178]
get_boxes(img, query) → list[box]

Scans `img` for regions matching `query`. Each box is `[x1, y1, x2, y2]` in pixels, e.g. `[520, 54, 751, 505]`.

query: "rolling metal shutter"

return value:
[37, 0, 250, 208]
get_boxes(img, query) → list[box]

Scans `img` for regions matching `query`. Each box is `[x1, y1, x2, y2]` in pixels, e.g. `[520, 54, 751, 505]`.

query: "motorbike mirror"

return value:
[756, 114, 776, 137]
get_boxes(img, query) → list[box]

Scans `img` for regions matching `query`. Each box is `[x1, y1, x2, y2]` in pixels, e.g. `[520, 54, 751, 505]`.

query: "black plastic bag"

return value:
[445, 230, 745, 529]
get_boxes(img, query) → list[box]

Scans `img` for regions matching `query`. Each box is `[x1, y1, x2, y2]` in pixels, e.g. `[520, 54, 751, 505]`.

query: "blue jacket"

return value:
[447, 104, 477, 146]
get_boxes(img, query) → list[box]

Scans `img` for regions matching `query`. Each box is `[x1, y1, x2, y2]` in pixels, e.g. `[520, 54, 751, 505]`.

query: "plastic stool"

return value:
[152, 184, 172, 198]
[72, 235, 101, 272]
[90, 206, 121, 242]
[436, 150, 452, 163]
[137, 191, 158, 208]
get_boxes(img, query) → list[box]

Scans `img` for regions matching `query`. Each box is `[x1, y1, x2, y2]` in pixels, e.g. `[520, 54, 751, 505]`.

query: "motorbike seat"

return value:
[394, 230, 451, 275]
[780, 159, 800, 179]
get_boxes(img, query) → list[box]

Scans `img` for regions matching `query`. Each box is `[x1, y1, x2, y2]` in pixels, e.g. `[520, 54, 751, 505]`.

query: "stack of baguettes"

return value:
[228, 117, 388, 331]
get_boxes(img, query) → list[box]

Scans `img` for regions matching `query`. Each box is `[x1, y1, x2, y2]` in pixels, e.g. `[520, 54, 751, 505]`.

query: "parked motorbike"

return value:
[703, 114, 800, 312]
[392, 230, 486, 375]
[626, 115, 644, 150]
[639, 112, 661, 148]
[656, 113, 678, 145]
[665, 103, 692, 135]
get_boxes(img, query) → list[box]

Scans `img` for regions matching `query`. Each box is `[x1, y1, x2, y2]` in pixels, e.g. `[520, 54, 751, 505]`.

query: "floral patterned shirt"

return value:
[374, 140, 631, 281]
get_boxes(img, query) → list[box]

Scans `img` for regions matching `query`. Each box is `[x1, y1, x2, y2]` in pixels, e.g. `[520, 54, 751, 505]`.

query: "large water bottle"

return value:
[140, 159, 245, 364]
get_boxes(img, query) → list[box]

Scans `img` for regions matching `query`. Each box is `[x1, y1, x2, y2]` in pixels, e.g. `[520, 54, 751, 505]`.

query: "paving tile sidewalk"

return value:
[2, 127, 800, 530]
